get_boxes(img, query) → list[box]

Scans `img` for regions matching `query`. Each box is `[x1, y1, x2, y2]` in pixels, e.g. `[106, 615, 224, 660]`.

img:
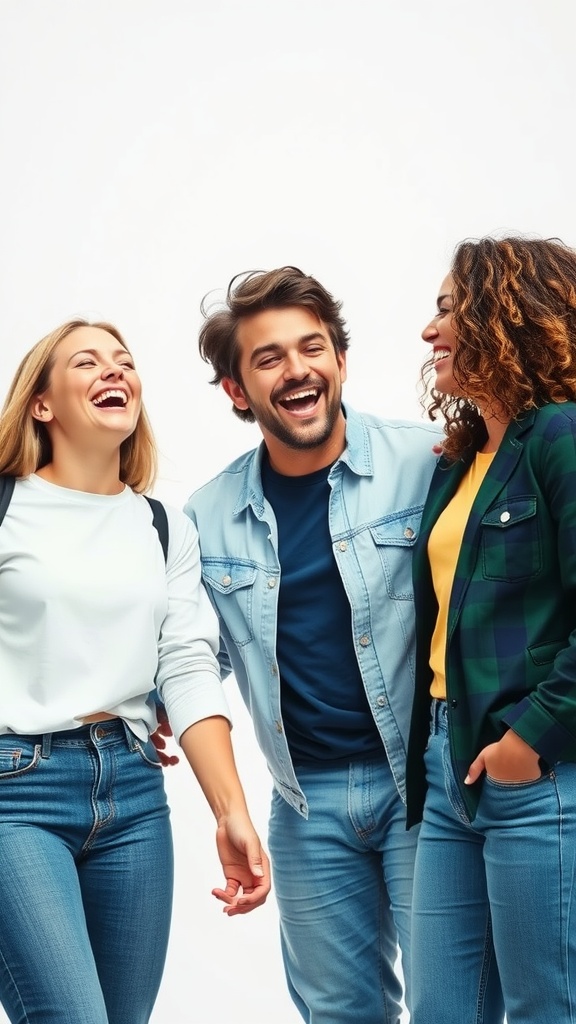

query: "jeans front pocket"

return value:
[484, 770, 549, 789]
[0, 736, 42, 778]
[133, 736, 164, 769]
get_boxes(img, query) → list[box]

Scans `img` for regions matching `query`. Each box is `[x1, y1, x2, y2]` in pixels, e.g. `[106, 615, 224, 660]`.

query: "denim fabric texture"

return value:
[268, 756, 416, 1024]
[411, 701, 576, 1024]
[185, 405, 440, 815]
[0, 720, 173, 1024]
[185, 406, 440, 1022]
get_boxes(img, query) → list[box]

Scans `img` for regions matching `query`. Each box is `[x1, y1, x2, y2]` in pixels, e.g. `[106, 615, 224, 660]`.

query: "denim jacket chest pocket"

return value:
[480, 496, 541, 582]
[368, 508, 422, 600]
[201, 559, 258, 647]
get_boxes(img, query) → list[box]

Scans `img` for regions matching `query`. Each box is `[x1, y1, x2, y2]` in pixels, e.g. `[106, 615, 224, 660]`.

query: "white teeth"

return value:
[283, 388, 319, 402]
[433, 349, 451, 363]
[92, 390, 127, 406]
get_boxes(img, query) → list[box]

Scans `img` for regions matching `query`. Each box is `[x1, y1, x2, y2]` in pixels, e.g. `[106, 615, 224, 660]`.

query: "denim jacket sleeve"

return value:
[185, 407, 441, 814]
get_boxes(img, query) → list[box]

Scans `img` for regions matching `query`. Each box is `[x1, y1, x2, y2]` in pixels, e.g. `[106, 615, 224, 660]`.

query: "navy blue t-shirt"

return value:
[261, 457, 383, 764]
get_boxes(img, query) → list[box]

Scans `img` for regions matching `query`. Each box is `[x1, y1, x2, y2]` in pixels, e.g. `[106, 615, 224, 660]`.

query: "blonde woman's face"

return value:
[32, 326, 142, 447]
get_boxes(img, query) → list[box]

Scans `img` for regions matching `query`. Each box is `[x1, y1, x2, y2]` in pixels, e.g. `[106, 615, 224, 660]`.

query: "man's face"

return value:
[222, 306, 347, 464]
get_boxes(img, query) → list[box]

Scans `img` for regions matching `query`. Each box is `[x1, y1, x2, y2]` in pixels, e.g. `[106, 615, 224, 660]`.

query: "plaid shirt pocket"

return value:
[480, 496, 541, 582]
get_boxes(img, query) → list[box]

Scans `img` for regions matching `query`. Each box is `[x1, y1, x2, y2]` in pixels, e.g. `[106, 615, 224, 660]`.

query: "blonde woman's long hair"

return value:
[0, 319, 157, 492]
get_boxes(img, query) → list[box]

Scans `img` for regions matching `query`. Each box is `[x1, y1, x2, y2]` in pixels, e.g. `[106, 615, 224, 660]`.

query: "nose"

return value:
[102, 362, 125, 380]
[421, 319, 439, 343]
[283, 350, 309, 379]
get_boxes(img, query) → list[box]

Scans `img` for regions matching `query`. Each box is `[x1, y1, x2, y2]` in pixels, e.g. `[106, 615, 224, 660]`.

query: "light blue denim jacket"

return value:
[185, 406, 440, 817]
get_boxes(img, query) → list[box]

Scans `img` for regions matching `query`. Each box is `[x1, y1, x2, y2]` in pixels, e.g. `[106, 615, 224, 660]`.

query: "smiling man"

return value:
[184, 267, 440, 1024]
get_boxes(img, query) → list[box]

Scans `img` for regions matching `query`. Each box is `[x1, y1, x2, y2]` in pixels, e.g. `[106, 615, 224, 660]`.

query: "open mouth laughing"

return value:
[274, 384, 324, 416]
[433, 349, 451, 364]
[91, 389, 128, 408]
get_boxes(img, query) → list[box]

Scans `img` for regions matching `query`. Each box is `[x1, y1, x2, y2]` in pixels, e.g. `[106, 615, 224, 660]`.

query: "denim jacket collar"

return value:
[233, 404, 372, 518]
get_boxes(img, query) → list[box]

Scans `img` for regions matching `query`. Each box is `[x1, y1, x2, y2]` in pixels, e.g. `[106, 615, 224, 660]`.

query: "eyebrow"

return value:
[248, 332, 326, 367]
[67, 347, 130, 365]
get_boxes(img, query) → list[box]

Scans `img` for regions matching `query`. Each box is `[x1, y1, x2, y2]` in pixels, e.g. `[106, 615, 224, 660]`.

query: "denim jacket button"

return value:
[376, 695, 387, 707]
[359, 634, 371, 647]
[404, 527, 415, 539]
[221, 574, 232, 587]
[338, 541, 348, 552]
[267, 578, 277, 588]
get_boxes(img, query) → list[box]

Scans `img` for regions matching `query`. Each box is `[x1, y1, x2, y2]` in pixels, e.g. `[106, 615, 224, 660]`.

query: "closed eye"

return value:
[257, 355, 281, 368]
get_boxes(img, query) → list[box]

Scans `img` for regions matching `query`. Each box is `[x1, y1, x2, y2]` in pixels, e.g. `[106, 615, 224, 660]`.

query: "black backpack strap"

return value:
[0, 476, 15, 528]
[144, 495, 169, 564]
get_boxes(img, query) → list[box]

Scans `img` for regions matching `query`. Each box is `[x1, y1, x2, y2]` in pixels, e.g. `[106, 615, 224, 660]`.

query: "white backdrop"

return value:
[0, 1, 574, 1021]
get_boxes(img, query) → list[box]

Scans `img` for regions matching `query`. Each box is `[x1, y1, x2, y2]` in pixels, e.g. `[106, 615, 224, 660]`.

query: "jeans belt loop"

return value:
[122, 719, 138, 752]
[431, 697, 447, 733]
[41, 732, 53, 758]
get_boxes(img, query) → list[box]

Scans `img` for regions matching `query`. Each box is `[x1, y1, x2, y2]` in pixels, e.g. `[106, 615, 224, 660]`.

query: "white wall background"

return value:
[0, 1, 574, 1021]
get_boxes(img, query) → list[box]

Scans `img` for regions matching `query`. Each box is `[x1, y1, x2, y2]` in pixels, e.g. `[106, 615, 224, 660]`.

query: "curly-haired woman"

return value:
[406, 236, 576, 1023]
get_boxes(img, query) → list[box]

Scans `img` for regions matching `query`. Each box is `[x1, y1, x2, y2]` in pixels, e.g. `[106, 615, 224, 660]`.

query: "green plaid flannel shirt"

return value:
[406, 403, 576, 825]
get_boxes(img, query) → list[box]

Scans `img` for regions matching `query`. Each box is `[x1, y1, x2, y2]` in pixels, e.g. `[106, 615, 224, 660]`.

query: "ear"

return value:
[30, 395, 54, 423]
[337, 349, 347, 386]
[222, 377, 251, 413]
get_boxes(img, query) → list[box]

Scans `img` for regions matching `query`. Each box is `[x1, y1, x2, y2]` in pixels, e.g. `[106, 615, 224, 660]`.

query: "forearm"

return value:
[179, 715, 249, 822]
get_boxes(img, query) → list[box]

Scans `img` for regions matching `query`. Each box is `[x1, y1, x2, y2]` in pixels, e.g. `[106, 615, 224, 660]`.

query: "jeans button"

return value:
[95, 727, 105, 740]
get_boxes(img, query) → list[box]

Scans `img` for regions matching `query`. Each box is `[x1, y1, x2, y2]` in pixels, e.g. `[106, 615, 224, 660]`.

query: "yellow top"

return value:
[428, 451, 495, 699]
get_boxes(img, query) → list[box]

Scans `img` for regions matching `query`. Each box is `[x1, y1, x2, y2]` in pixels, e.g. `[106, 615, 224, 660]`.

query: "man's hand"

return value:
[465, 729, 541, 785]
[212, 813, 271, 917]
[151, 704, 180, 767]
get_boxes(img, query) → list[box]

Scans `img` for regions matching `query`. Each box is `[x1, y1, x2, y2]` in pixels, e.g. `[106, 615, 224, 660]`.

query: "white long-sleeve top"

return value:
[0, 474, 230, 741]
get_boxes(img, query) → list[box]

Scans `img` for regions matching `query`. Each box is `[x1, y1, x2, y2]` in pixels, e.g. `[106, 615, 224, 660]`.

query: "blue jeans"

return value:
[0, 720, 173, 1024]
[411, 699, 576, 1024]
[268, 756, 416, 1024]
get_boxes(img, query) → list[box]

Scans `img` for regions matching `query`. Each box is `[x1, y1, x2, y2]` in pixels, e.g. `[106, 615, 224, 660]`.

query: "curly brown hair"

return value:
[422, 236, 576, 460]
[199, 266, 350, 422]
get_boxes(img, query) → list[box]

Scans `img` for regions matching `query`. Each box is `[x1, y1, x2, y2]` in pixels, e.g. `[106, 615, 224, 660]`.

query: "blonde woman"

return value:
[0, 320, 269, 1024]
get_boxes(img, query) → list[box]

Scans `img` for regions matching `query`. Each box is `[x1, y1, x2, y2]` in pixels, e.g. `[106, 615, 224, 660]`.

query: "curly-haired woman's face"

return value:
[422, 273, 462, 396]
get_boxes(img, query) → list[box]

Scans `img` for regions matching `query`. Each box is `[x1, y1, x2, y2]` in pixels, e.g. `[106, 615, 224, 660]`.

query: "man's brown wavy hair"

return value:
[422, 236, 576, 461]
[199, 266, 350, 422]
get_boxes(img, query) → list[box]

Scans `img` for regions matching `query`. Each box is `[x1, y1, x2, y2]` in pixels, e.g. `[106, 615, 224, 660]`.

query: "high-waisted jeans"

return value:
[0, 719, 173, 1024]
[411, 698, 576, 1024]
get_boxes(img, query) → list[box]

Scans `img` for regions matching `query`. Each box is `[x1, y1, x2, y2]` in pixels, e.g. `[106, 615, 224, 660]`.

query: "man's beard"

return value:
[248, 381, 342, 451]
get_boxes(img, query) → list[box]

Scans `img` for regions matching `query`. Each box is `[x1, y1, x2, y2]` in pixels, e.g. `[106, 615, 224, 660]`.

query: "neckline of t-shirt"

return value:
[26, 473, 132, 505]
